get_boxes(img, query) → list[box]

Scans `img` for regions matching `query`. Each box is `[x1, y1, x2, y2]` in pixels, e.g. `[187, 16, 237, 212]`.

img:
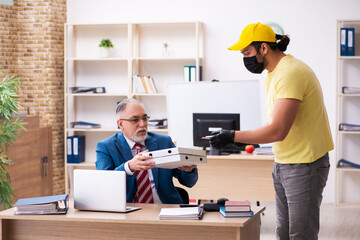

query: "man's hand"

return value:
[209, 129, 235, 149]
[128, 150, 155, 172]
[178, 165, 197, 172]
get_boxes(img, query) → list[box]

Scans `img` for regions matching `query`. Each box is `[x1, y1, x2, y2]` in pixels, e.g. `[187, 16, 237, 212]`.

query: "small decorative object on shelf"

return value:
[99, 38, 114, 58]
[162, 42, 169, 57]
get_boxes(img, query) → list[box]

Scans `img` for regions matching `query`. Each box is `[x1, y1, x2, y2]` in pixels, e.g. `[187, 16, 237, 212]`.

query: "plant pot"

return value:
[99, 47, 111, 58]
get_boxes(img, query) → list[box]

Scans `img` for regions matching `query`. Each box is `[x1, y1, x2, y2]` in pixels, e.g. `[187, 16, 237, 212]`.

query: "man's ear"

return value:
[117, 119, 123, 130]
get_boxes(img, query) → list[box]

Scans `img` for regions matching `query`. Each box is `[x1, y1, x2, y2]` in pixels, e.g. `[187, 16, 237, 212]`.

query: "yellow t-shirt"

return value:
[265, 55, 333, 164]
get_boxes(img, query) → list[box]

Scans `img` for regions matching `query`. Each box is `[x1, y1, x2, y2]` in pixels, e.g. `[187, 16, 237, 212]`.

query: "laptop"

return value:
[74, 169, 141, 213]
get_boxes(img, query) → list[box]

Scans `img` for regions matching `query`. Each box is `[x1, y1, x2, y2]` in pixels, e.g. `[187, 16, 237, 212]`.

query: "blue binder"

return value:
[189, 66, 203, 82]
[340, 28, 347, 56]
[66, 136, 74, 163]
[347, 28, 355, 56]
[14, 194, 69, 215]
[72, 135, 85, 163]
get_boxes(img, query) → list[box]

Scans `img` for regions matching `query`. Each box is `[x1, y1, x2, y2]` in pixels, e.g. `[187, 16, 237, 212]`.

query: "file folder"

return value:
[184, 66, 190, 82]
[340, 28, 347, 56]
[14, 194, 69, 215]
[347, 28, 355, 56]
[66, 136, 74, 163]
[71, 135, 85, 163]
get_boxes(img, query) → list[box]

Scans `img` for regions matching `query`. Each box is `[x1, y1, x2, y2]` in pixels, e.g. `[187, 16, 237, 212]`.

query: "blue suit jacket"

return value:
[95, 132, 198, 204]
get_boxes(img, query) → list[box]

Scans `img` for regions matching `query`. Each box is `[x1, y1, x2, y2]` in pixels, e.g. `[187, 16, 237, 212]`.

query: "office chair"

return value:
[175, 187, 189, 204]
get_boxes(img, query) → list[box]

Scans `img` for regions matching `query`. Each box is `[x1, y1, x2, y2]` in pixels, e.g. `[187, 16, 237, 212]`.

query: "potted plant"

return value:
[99, 38, 114, 58]
[0, 72, 26, 210]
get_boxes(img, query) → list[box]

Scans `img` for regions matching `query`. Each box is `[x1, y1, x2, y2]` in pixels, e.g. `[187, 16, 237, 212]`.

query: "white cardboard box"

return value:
[143, 147, 207, 169]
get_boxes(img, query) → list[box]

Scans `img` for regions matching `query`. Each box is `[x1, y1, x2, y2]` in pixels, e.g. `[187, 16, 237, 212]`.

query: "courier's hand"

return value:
[128, 150, 155, 172]
[209, 129, 235, 149]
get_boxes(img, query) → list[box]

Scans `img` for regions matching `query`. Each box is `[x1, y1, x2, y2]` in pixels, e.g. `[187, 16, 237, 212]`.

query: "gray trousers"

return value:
[272, 153, 330, 240]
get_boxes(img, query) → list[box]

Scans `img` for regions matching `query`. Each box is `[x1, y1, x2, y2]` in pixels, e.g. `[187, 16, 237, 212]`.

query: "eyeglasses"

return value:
[120, 115, 150, 124]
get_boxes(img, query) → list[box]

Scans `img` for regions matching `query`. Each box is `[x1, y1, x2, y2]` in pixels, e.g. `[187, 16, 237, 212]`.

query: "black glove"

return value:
[209, 129, 235, 149]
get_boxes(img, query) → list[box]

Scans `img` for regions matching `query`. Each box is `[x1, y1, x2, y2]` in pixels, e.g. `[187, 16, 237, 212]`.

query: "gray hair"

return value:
[115, 98, 144, 119]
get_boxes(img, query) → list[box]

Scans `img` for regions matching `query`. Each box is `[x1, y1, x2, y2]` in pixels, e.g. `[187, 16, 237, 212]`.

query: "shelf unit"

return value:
[335, 20, 360, 206]
[64, 22, 204, 194]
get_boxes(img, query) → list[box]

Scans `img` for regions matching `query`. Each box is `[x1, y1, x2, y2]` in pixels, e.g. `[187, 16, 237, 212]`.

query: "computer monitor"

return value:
[193, 113, 240, 150]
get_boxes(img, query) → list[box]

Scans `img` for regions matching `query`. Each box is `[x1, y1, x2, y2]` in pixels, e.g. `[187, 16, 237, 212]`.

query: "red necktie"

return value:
[133, 143, 154, 203]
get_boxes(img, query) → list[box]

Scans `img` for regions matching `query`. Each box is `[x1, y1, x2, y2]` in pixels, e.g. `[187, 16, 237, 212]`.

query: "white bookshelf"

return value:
[64, 22, 204, 194]
[335, 20, 360, 206]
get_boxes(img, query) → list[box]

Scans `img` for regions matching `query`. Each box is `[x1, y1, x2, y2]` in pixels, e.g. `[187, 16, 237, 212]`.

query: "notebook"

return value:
[73, 169, 141, 213]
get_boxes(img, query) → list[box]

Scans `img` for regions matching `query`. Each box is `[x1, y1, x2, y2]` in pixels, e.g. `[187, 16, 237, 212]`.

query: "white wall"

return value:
[67, 0, 360, 203]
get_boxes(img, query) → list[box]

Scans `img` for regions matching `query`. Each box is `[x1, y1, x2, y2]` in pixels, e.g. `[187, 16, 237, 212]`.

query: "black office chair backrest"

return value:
[175, 187, 189, 204]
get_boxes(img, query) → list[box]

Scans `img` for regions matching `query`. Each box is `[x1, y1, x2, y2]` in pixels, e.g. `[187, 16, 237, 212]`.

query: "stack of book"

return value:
[132, 75, 157, 94]
[219, 200, 253, 218]
[159, 206, 204, 220]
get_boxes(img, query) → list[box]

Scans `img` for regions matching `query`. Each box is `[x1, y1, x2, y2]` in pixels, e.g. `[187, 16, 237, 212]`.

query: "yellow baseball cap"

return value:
[228, 22, 276, 51]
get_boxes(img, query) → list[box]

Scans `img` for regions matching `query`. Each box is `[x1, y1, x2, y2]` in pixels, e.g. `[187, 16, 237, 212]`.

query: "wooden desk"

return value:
[0, 204, 265, 240]
[176, 152, 275, 201]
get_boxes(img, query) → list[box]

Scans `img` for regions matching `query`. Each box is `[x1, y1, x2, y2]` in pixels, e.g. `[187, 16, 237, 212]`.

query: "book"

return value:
[219, 207, 254, 218]
[342, 86, 360, 94]
[14, 194, 69, 215]
[133, 75, 145, 93]
[71, 121, 101, 129]
[140, 76, 150, 93]
[224, 200, 251, 212]
[69, 86, 106, 94]
[147, 76, 157, 93]
[337, 159, 360, 168]
[339, 123, 360, 131]
[159, 206, 203, 220]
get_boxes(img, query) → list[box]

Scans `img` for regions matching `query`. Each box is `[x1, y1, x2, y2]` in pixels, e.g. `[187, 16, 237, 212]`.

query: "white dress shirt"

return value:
[123, 136, 162, 204]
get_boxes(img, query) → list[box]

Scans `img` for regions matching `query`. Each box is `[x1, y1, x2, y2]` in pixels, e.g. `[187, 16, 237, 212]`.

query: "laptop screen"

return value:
[74, 169, 127, 212]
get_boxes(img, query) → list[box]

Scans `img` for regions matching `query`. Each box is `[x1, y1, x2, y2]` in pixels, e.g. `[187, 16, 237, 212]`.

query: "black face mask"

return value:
[243, 55, 264, 74]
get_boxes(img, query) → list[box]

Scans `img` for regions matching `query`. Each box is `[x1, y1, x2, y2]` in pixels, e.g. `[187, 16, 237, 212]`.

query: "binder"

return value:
[184, 66, 190, 82]
[72, 135, 85, 163]
[66, 136, 74, 163]
[69, 86, 106, 94]
[14, 194, 69, 215]
[338, 159, 360, 168]
[347, 28, 355, 56]
[340, 28, 347, 56]
[189, 66, 203, 82]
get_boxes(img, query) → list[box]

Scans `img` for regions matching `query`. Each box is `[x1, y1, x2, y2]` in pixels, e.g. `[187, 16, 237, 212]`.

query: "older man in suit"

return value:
[96, 98, 198, 204]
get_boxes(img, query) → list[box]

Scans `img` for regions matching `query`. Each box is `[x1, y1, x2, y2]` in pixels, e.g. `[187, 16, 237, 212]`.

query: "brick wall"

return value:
[0, 0, 66, 195]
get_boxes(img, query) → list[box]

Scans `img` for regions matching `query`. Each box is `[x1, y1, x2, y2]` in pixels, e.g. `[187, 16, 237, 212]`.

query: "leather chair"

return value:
[175, 187, 189, 204]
